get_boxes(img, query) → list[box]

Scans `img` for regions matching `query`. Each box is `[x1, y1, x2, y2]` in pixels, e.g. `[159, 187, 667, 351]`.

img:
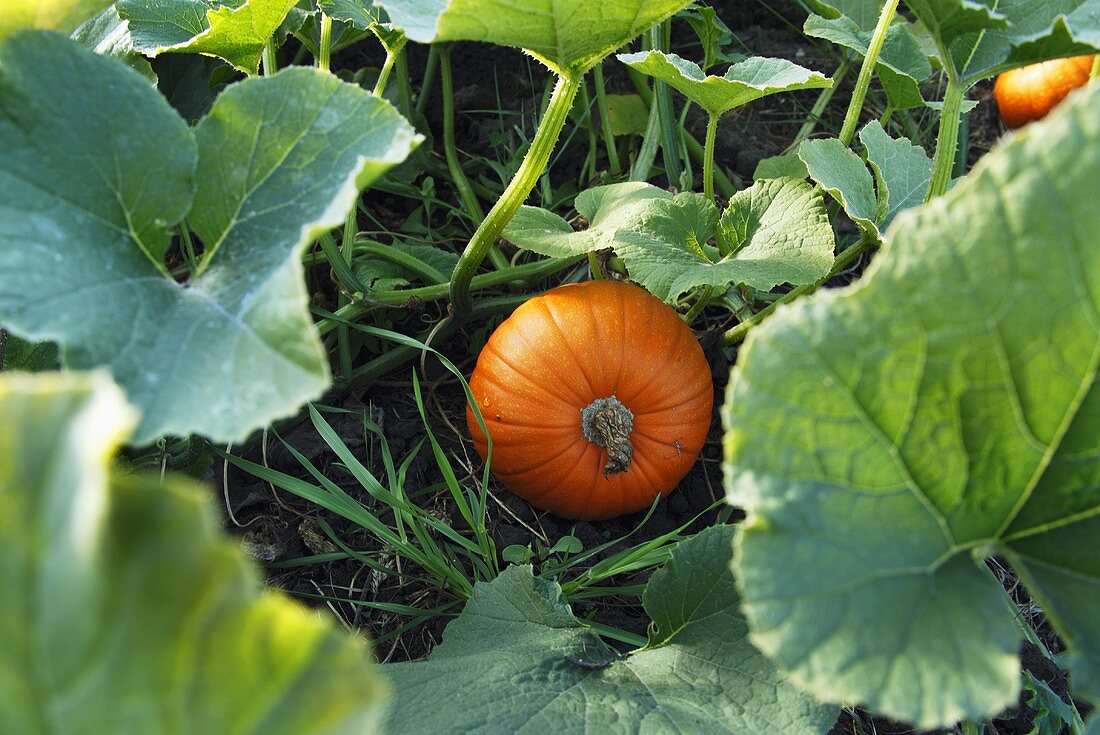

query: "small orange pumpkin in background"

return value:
[993, 55, 1095, 129]
[466, 279, 713, 520]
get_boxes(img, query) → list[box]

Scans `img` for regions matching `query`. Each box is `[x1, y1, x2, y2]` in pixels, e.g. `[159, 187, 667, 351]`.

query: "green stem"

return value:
[579, 79, 599, 184]
[261, 39, 277, 76]
[325, 255, 583, 336]
[720, 236, 873, 345]
[794, 59, 850, 145]
[650, 24, 686, 189]
[587, 251, 603, 280]
[439, 46, 511, 273]
[592, 61, 621, 174]
[838, 0, 900, 146]
[440, 45, 485, 223]
[317, 13, 333, 72]
[373, 50, 398, 97]
[878, 104, 894, 128]
[627, 67, 734, 197]
[416, 45, 440, 116]
[682, 286, 713, 323]
[703, 114, 719, 202]
[356, 240, 446, 283]
[927, 75, 966, 201]
[178, 220, 198, 272]
[954, 106, 970, 179]
[318, 232, 365, 296]
[632, 93, 663, 181]
[958, 722, 982, 735]
[449, 73, 583, 314]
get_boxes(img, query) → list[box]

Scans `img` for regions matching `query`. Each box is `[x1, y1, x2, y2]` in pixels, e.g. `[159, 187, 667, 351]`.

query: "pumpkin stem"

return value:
[581, 396, 635, 476]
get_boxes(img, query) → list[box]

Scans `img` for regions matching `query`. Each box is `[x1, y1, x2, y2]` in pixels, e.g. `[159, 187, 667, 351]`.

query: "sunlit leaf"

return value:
[0, 371, 388, 734]
[725, 84, 1100, 729]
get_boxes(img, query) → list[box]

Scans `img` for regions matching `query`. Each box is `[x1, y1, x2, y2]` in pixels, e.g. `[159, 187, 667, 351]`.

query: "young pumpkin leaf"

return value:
[0, 32, 420, 444]
[724, 84, 1100, 729]
[799, 121, 931, 236]
[682, 5, 738, 70]
[376, 0, 693, 75]
[385, 525, 835, 734]
[504, 181, 834, 302]
[617, 50, 832, 118]
[0, 0, 112, 40]
[119, 0, 298, 74]
[0, 371, 387, 734]
[803, 13, 930, 109]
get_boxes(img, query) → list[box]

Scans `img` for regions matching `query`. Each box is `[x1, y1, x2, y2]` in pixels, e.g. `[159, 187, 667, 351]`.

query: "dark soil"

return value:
[212, 1, 1067, 732]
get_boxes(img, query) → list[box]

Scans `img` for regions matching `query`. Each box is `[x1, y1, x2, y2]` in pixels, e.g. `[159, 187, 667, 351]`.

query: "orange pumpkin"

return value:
[993, 55, 1095, 129]
[466, 279, 713, 520]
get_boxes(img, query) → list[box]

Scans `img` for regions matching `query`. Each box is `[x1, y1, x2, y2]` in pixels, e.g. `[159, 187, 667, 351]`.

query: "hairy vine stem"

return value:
[927, 74, 966, 200]
[448, 72, 583, 314]
[838, 0, 900, 146]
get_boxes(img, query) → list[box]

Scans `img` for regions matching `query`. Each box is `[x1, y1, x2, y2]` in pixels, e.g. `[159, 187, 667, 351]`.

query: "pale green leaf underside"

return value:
[504, 180, 834, 302]
[617, 50, 832, 117]
[0, 371, 387, 734]
[725, 85, 1100, 728]
[386, 526, 834, 734]
[376, 0, 692, 74]
[119, 0, 298, 74]
[0, 0, 112, 40]
[799, 121, 931, 234]
[0, 33, 419, 444]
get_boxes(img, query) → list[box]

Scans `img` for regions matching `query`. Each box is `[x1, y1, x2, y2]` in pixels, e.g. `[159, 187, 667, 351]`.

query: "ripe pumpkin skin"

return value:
[994, 55, 1095, 129]
[466, 280, 713, 520]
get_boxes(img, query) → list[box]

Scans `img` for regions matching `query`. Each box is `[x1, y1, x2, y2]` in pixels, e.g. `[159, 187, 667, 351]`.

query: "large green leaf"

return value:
[724, 84, 1100, 728]
[0, 0, 113, 40]
[386, 525, 834, 734]
[617, 50, 831, 118]
[0, 371, 387, 734]
[504, 181, 835, 302]
[119, 0, 298, 74]
[376, 0, 693, 75]
[0, 32, 420, 444]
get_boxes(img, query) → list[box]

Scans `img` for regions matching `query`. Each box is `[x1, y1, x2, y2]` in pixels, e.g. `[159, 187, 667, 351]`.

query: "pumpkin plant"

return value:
[994, 54, 1098, 128]
[466, 280, 713, 520]
[377, 0, 695, 313]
